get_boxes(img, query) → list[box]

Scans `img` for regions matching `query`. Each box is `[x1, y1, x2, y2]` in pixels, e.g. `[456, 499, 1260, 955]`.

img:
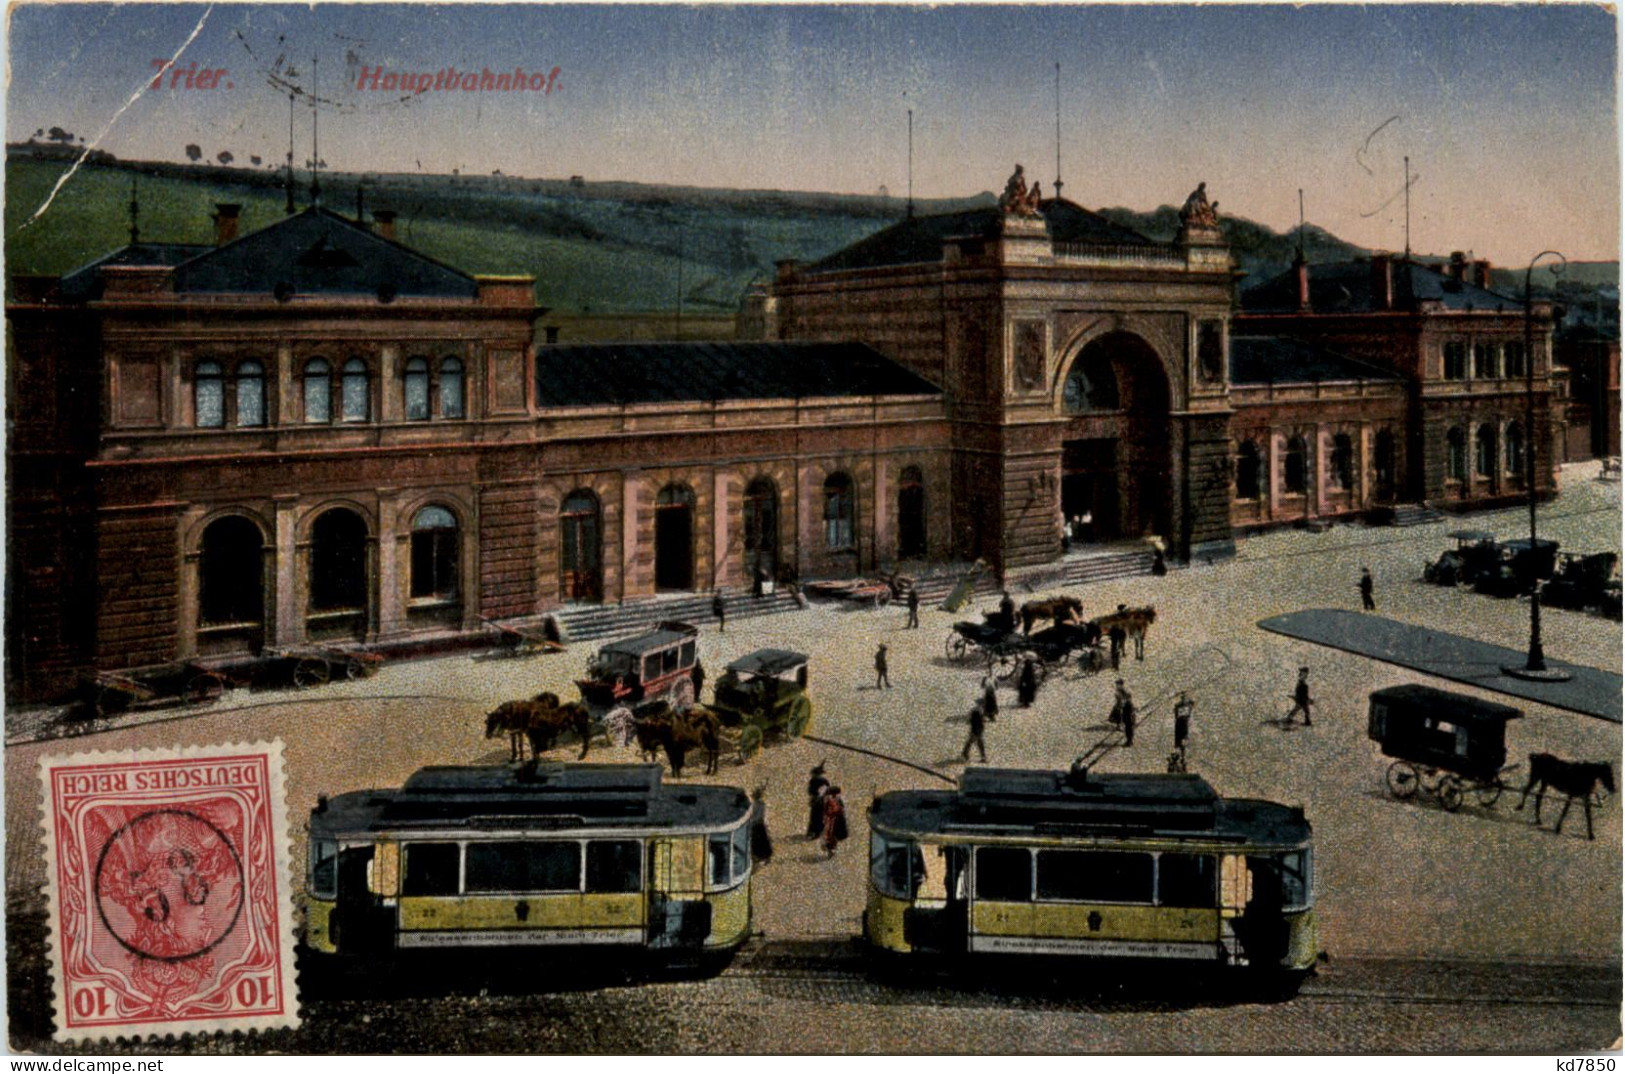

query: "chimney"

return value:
[1370, 254, 1393, 311]
[1294, 255, 1311, 311]
[372, 209, 397, 242]
[1472, 259, 1492, 289]
[211, 203, 241, 246]
[1448, 250, 1468, 281]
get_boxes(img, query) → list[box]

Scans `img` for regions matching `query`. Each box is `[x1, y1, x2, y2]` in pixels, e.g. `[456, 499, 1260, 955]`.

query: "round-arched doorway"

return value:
[1058, 332, 1173, 542]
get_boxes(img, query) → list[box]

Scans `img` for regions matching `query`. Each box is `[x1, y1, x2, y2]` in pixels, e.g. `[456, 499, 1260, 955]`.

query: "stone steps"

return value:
[548, 589, 804, 644]
[1390, 503, 1446, 527]
[1005, 550, 1157, 595]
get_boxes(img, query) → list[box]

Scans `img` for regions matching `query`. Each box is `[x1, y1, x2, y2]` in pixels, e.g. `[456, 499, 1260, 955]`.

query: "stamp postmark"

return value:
[39, 742, 298, 1041]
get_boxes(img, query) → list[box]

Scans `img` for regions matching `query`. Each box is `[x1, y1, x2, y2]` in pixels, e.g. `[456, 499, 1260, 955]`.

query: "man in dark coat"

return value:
[905, 586, 921, 629]
[1287, 668, 1314, 726]
[749, 786, 774, 863]
[961, 702, 988, 762]
[874, 643, 891, 689]
[691, 660, 706, 704]
[712, 590, 727, 632]
[1173, 691, 1194, 753]
[1108, 622, 1127, 670]
[1017, 658, 1040, 707]
[997, 591, 1016, 633]
[1359, 567, 1376, 611]
[805, 764, 830, 839]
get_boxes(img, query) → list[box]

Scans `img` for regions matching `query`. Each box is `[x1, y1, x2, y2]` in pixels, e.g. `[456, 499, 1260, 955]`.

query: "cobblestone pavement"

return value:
[5, 462, 1620, 1051]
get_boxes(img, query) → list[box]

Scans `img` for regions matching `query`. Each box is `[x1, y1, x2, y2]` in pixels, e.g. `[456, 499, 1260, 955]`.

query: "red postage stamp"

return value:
[39, 742, 298, 1041]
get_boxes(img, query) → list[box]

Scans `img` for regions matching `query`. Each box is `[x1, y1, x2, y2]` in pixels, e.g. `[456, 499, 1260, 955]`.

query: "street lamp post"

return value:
[1504, 250, 1570, 682]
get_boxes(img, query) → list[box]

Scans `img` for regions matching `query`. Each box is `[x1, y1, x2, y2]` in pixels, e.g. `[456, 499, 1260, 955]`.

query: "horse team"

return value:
[486, 693, 726, 778]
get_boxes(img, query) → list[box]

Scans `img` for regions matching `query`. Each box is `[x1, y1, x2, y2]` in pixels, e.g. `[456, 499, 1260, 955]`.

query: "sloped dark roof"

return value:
[58, 242, 213, 300]
[172, 207, 477, 298]
[535, 341, 940, 407]
[1242, 258, 1519, 314]
[808, 198, 1158, 273]
[1230, 335, 1404, 385]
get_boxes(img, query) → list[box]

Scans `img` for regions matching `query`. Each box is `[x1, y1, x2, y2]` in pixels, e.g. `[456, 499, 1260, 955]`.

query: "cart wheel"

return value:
[1385, 760, 1419, 800]
[786, 697, 813, 738]
[293, 659, 330, 690]
[1439, 776, 1464, 813]
[946, 635, 968, 662]
[738, 725, 764, 762]
[993, 652, 1022, 681]
[671, 678, 696, 711]
[95, 686, 131, 718]
[185, 673, 225, 704]
[344, 657, 367, 681]
[1474, 779, 1504, 808]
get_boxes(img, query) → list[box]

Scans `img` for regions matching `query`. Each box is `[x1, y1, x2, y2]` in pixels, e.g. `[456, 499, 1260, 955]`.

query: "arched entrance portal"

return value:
[743, 477, 778, 582]
[1059, 332, 1172, 542]
[198, 515, 266, 655]
[655, 484, 695, 591]
[308, 507, 369, 641]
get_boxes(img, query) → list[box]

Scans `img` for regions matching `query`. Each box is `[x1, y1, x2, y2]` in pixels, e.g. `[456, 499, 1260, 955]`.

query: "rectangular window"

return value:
[585, 840, 643, 894]
[1443, 341, 1468, 380]
[974, 846, 1033, 902]
[1157, 853, 1216, 908]
[404, 371, 430, 420]
[465, 841, 581, 893]
[304, 376, 330, 423]
[708, 832, 731, 888]
[1035, 849, 1154, 903]
[643, 654, 661, 683]
[1473, 342, 1499, 379]
[680, 640, 696, 669]
[309, 839, 338, 899]
[662, 647, 679, 674]
[1279, 850, 1312, 911]
[731, 824, 750, 882]
[1504, 342, 1527, 378]
[870, 834, 912, 898]
[401, 842, 461, 896]
[441, 372, 465, 418]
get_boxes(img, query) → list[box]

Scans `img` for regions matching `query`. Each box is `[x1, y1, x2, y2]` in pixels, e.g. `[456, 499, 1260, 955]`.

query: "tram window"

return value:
[1279, 850, 1312, 911]
[310, 840, 338, 899]
[466, 841, 582, 893]
[974, 847, 1033, 902]
[731, 825, 750, 881]
[585, 840, 642, 894]
[402, 842, 461, 897]
[1036, 850, 1153, 903]
[1157, 853, 1216, 908]
[708, 833, 731, 887]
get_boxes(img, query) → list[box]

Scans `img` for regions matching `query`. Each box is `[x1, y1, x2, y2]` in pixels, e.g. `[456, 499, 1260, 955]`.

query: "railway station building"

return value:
[5, 176, 1563, 701]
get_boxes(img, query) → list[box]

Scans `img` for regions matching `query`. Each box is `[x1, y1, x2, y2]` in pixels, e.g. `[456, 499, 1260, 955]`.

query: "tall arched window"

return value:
[743, 476, 779, 578]
[341, 359, 370, 422]
[1475, 423, 1497, 478]
[404, 358, 430, 421]
[303, 359, 331, 423]
[1505, 421, 1525, 476]
[1235, 440, 1262, 500]
[440, 357, 465, 419]
[823, 472, 856, 549]
[1284, 436, 1308, 495]
[410, 505, 459, 600]
[654, 484, 696, 591]
[1374, 429, 1397, 501]
[309, 508, 368, 613]
[236, 360, 266, 427]
[1446, 427, 1467, 482]
[199, 516, 264, 627]
[195, 360, 224, 428]
[560, 489, 602, 601]
[1331, 433, 1354, 490]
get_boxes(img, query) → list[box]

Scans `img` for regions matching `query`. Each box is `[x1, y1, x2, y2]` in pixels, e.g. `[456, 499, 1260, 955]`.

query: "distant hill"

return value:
[6, 149, 1616, 319]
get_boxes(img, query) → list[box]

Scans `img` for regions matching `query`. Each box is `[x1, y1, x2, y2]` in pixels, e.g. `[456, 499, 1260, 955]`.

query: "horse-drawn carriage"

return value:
[707, 649, 814, 760]
[1542, 551, 1620, 613]
[1022, 621, 1107, 679]
[1474, 538, 1560, 599]
[1423, 531, 1502, 587]
[576, 621, 701, 713]
[1369, 684, 1522, 812]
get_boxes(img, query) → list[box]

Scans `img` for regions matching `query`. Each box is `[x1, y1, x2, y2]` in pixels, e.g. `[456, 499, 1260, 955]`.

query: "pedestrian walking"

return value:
[1017, 657, 1039, 707]
[905, 586, 921, 629]
[1173, 691, 1194, 753]
[1152, 546, 1167, 576]
[1109, 678, 1131, 726]
[981, 674, 999, 720]
[749, 785, 774, 864]
[1286, 667, 1314, 726]
[1122, 691, 1137, 748]
[1359, 567, 1376, 611]
[997, 591, 1017, 633]
[805, 763, 830, 839]
[691, 659, 706, 704]
[874, 643, 891, 689]
[960, 702, 989, 762]
[1108, 622, 1126, 670]
[821, 786, 848, 857]
[712, 590, 727, 632]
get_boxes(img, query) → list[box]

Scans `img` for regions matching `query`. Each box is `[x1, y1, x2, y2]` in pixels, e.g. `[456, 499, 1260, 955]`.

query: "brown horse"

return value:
[632, 706, 719, 776]
[1096, 605, 1157, 659]
[1020, 595, 1084, 634]
[1516, 753, 1616, 840]
[485, 700, 541, 761]
[526, 699, 594, 760]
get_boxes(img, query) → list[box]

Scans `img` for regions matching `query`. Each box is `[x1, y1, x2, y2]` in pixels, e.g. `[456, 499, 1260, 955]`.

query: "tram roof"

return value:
[313, 763, 751, 834]
[870, 768, 1310, 846]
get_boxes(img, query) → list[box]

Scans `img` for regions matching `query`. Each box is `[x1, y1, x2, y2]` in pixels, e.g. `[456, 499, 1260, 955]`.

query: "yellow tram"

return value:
[864, 767, 1318, 992]
[304, 763, 753, 971]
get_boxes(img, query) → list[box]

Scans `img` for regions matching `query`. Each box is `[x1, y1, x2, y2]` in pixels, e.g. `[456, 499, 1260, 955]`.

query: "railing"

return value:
[1052, 241, 1186, 266]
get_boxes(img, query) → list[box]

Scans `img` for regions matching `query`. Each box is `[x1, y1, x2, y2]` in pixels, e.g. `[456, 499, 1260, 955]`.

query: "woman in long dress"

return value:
[821, 786, 847, 857]
[805, 764, 829, 838]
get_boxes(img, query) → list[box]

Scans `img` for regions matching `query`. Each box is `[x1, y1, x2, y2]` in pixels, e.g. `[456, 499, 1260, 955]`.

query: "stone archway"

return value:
[1057, 331, 1174, 542]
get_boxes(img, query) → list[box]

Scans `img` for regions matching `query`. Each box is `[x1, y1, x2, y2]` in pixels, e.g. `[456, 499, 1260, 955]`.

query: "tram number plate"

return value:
[971, 935, 1215, 959]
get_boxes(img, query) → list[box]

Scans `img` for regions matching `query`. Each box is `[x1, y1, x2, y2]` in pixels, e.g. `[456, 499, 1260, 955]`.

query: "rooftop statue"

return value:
[1180, 181, 1220, 230]
[999, 165, 1045, 218]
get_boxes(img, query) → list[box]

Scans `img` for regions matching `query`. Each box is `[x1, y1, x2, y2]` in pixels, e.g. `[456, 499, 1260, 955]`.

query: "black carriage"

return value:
[944, 618, 1029, 677]
[1542, 551, 1619, 613]
[1474, 538, 1560, 599]
[1022, 621, 1107, 679]
[1368, 685, 1522, 811]
[1422, 530, 1500, 587]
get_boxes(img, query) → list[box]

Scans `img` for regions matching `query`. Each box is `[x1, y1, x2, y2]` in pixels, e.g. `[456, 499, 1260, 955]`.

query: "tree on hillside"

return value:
[250, 155, 262, 166]
[217, 151, 234, 166]
[47, 127, 74, 145]
[185, 144, 202, 162]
